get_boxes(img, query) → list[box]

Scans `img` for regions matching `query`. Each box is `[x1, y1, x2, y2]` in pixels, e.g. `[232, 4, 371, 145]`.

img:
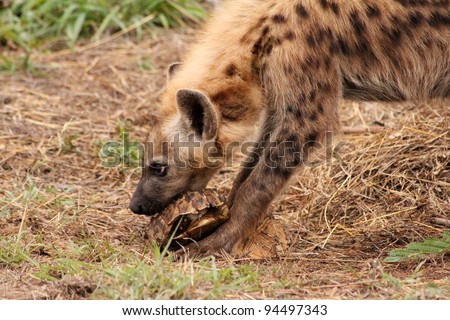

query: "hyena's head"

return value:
[129, 84, 222, 216]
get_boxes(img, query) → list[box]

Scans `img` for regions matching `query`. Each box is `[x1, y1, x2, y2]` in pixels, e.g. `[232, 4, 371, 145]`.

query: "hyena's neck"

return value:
[164, 2, 272, 152]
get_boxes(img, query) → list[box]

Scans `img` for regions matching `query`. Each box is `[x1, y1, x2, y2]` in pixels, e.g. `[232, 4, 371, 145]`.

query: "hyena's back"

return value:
[327, 0, 450, 101]
[180, 0, 449, 105]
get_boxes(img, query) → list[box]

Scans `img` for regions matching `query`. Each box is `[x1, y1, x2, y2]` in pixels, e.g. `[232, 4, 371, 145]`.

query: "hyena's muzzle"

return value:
[129, 179, 173, 216]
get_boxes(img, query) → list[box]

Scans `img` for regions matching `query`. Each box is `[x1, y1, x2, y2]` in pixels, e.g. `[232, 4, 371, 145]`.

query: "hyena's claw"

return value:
[174, 242, 201, 260]
[174, 241, 218, 260]
[174, 229, 236, 260]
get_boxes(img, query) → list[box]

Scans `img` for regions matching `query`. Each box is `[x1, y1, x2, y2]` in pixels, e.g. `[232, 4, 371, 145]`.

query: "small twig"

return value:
[354, 206, 418, 226]
[16, 202, 28, 246]
[413, 220, 443, 232]
[403, 126, 448, 139]
[432, 217, 450, 227]
[0, 194, 23, 212]
[321, 223, 355, 249]
[342, 126, 385, 134]
[320, 224, 338, 249]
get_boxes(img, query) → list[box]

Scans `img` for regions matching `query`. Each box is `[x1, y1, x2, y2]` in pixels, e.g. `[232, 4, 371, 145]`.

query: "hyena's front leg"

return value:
[179, 61, 341, 257]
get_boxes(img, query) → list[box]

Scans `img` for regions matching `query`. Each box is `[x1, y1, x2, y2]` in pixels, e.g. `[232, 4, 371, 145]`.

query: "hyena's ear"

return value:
[167, 63, 181, 80]
[176, 89, 218, 141]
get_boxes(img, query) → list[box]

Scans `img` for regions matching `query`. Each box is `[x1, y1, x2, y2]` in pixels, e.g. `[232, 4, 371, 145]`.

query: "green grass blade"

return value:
[66, 12, 86, 47]
[158, 13, 170, 29]
[93, 6, 120, 40]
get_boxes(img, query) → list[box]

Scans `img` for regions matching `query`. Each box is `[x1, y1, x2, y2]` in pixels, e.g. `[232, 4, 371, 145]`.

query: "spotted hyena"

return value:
[130, 0, 449, 256]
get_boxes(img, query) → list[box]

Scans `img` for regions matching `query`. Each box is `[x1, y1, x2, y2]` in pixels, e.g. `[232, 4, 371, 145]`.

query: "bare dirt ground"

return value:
[0, 29, 449, 299]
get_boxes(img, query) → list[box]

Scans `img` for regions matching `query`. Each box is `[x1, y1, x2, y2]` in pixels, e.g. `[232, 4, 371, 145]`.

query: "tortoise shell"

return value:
[147, 189, 229, 249]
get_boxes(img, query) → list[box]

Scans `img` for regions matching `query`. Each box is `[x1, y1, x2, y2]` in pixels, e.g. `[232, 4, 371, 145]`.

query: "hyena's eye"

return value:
[149, 162, 168, 177]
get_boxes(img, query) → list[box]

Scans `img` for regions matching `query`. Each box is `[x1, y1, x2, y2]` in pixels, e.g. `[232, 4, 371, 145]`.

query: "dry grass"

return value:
[0, 29, 449, 300]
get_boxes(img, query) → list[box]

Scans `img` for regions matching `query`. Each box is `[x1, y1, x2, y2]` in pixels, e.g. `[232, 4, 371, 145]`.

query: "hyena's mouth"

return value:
[145, 202, 166, 216]
[130, 198, 164, 216]
[140, 194, 184, 216]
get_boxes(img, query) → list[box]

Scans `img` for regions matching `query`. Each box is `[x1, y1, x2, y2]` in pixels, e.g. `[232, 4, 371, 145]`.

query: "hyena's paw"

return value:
[174, 222, 240, 259]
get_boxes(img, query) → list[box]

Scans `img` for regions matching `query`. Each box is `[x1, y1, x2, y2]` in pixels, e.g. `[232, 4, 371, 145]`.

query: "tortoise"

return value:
[147, 188, 287, 258]
[147, 189, 229, 250]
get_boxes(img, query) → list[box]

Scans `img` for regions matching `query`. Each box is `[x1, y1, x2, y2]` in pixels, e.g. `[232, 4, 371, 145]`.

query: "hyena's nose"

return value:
[129, 201, 145, 215]
[130, 185, 147, 215]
